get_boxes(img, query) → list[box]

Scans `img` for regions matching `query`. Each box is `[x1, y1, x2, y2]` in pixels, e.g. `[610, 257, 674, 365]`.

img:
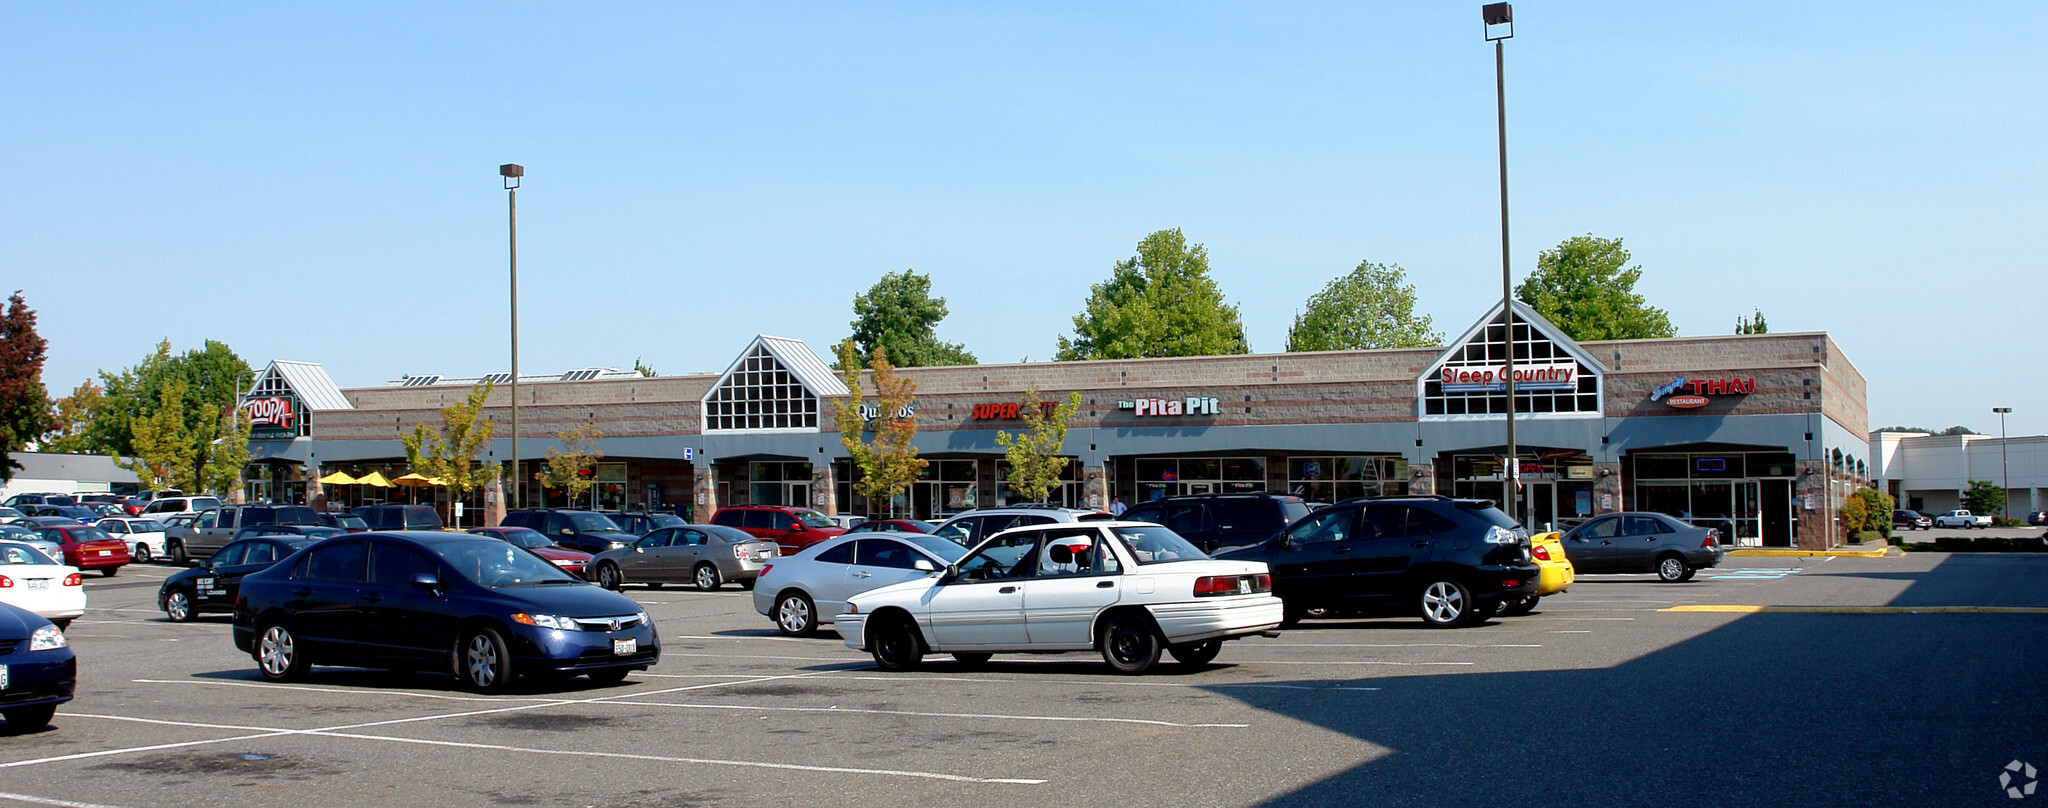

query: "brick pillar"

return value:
[1593, 462, 1623, 515]
[1794, 460, 1830, 549]
[694, 464, 719, 522]
[305, 461, 326, 511]
[1408, 459, 1439, 496]
[1083, 463, 1109, 510]
[483, 478, 506, 527]
[812, 463, 837, 516]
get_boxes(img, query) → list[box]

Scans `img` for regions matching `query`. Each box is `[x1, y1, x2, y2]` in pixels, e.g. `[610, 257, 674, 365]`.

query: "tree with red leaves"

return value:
[0, 291, 53, 482]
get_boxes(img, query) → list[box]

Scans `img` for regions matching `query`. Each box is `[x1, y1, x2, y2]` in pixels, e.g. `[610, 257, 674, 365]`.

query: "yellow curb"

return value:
[1726, 547, 1894, 558]
[1661, 605, 2048, 614]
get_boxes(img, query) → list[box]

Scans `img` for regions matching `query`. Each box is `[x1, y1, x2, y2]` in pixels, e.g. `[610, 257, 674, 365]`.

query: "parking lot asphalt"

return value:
[4, 553, 2045, 808]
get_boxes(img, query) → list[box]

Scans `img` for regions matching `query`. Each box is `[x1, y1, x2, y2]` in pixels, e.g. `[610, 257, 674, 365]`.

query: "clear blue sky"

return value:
[5, 3, 2040, 436]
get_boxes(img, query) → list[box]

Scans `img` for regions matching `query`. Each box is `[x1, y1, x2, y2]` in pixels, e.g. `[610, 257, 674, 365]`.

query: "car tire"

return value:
[164, 590, 195, 622]
[100, 566, 118, 578]
[595, 563, 623, 591]
[1498, 595, 1540, 616]
[51, 619, 70, 631]
[1098, 612, 1164, 675]
[694, 563, 722, 592]
[774, 592, 819, 637]
[1168, 639, 1223, 668]
[870, 615, 924, 671]
[738, 579, 756, 591]
[1278, 600, 1305, 629]
[459, 627, 514, 693]
[1677, 567, 1698, 582]
[255, 621, 309, 682]
[951, 652, 993, 668]
[168, 540, 188, 566]
[1419, 579, 1478, 628]
[0, 704, 57, 734]
[585, 668, 630, 686]
[131, 544, 152, 563]
[647, 582, 664, 590]
[1656, 554, 1692, 583]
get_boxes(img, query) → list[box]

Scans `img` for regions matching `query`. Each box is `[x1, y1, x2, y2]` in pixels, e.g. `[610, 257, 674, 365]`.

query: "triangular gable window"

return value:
[1419, 303, 1603, 419]
[704, 344, 821, 432]
[245, 366, 310, 438]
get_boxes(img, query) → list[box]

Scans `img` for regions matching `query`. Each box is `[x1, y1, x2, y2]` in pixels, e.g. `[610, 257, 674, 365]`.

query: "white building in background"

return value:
[0, 452, 141, 501]
[1871, 431, 2047, 516]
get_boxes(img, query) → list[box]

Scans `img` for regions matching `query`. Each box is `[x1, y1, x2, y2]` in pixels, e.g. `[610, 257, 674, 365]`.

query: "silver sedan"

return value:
[588, 525, 779, 591]
[751, 532, 969, 637]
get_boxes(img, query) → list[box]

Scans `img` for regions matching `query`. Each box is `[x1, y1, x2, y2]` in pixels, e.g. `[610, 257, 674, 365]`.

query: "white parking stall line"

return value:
[1705, 569, 1803, 580]
[660, 652, 872, 663]
[602, 699, 1250, 728]
[1547, 630, 1593, 633]
[1232, 660, 1474, 666]
[811, 674, 1385, 692]
[668, 633, 817, 643]
[1525, 617, 1635, 621]
[1251, 642, 1543, 649]
[0, 790, 137, 808]
[130, 679, 566, 704]
[0, 731, 296, 770]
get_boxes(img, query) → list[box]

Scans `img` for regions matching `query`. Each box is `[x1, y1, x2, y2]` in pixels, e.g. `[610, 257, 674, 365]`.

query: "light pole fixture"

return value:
[501, 163, 524, 510]
[1994, 407, 2012, 517]
[1483, 2, 1517, 522]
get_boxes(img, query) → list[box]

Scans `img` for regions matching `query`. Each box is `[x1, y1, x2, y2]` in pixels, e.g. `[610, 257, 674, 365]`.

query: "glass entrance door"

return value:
[1688, 481, 1734, 542]
[1520, 481, 1557, 532]
[1732, 481, 1762, 547]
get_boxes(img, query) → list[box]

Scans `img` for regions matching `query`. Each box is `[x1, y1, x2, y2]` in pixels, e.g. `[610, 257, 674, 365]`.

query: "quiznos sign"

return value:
[1439, 362, 1578, 392]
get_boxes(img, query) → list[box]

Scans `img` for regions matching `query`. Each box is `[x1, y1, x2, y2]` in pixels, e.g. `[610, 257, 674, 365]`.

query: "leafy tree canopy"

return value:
[1286, 261, 1443, 352]
[833, 340, 926, 513]
[1963, 480, 2006, 515]
[1057, 229, 1248, 360]
[994, 389, 1082, 504]
[1516, 234, 1676, 341]
[0, 292, 51, 481]
[1735, 308, 1768, 335]
[846, 269, 976, 368]
[1875, 425, 1978, 436]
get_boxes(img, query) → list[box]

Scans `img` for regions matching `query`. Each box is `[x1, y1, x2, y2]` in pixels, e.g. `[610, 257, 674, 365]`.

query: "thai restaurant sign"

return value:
[1650, 376, 1756, 409]
[1438, 362, 1578, 392]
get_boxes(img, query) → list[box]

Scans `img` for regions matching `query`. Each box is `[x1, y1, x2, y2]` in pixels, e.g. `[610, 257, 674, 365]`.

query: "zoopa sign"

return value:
[244, 394, 300, 439]
[1650, 376, 1756, 409]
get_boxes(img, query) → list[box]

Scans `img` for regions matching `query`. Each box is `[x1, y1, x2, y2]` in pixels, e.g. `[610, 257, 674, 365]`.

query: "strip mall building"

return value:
[240, 302, 1873, 549]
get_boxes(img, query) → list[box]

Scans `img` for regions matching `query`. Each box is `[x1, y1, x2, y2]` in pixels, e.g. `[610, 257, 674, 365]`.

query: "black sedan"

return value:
[231, 531, 659, 692]
[1558, 512, 1724, 582]
[159, 536, 317, 622]
[233, 524, 347, 543]
[0, 600, 75, 733]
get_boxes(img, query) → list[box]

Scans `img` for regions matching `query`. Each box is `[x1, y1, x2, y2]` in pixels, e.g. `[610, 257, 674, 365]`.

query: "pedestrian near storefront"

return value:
[1109, 496, 1127, 517]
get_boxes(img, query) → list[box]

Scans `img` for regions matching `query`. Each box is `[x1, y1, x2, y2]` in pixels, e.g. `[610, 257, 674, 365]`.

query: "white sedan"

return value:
[96, 517, 170, 563]
[840, 521, 1282, 675]
[753, 533, 969, 637]
[0, 541, 86, 629]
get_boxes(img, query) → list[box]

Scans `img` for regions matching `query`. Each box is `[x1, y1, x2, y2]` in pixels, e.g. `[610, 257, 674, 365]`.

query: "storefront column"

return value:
[1794, 460, 1832, 550]
[483, 478, 506, 526]
[304, 461, 326, 511]
[694, 463, 720, 520]
[1083, 463, 1109, 510]
[1409, 460, 1439, 496]
[811, 464, 837, 516]
[1593, 462, 1623, 515]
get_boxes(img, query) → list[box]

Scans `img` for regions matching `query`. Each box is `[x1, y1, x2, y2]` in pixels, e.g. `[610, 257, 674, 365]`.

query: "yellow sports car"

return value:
[1499, 531, 1573, 616]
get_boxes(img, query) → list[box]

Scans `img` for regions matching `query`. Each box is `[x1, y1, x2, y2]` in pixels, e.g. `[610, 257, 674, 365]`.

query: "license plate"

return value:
[26, 580, 47, 590]
[197, 578, 214, 588]
[612, 638, 637, 656]
[97, 550, 111, 556]
[0, 664, 8, 690]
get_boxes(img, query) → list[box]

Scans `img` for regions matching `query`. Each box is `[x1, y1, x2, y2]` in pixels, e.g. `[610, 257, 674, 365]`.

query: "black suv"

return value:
[601, 511, 686, 536]
[1214, 496, 1537, 628]
[500, 509, 639, 554]
[351, 505, 445, 532]
[187, 504, 327, 561]
[1118, 492, 1312, 553]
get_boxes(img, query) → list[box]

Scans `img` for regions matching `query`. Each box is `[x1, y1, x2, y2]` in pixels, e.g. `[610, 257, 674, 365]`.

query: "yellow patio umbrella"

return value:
[316, 471, 359, 485]
[391, 473, 444, 488]
[356, 471, 394, 488]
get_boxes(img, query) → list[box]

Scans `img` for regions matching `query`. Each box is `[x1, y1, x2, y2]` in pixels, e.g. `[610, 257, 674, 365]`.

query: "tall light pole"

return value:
[1994, 407, 2012, 517]
[1484, 3, 1517, 523]
[501, 163, 524, 510]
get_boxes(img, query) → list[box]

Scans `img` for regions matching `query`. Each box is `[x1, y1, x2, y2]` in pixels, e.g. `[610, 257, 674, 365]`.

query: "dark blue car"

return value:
[232, 531, 659, 692]
[0, 601, 76, 733]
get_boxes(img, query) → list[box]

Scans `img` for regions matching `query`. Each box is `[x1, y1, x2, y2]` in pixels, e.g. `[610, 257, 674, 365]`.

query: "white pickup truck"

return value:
[1932, 509, 1993, 529]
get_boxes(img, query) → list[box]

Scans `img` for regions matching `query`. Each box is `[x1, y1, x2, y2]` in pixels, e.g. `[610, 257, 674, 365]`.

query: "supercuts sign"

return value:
[970, 401, 1057, 420]
[1650, 376, 1755, 409]
[1439, 362, 1578, 392]
[244, 395, 299, 438]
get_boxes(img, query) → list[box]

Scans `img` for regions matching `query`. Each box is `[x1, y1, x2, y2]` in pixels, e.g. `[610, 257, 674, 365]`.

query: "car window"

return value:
[195, 510, 216, 529]
[979, 515, 1021, 538]
[1110, 525, 1208, 565]
[706, 526, 756, 543]
[102, 520, 127, 534]
[1033, 528, 1120, 576]
[795, 510, 837, 529]
[370, 544, 440, 586]
[681, 529, 710, 546]
[218, 509, 239, 529]
[1284, 509, 1356, 545]
[637, 529, 672, 548]
[193, 497, 220, 511]
[1366, 505, 1452, 539]
[404, 507, 444, 529]
[933, 517, 975, 544]
[712, 510, 744, 527]
[1120, 504, 1162, 525]
[439, 541, 580, 588]
[815, 541, 854, 564]
[72, 527, 111, 543]
[1624, 516, 1670, 536]
[953, 531, 1041, 581]
[245, 542, 279, 565]
[247, 507, 278, 525]
[135, 519, 165, 532]
[1159, 504, 1210, 536]
[300, 541, 366, 582]
[1578, 517, 1620, 539]
[211, 543, 248, 567]
[545, 514, 573, 534]
[0, 544, 53, 565]
[854, 539, 922, 569]
[743, 511, 777, 530]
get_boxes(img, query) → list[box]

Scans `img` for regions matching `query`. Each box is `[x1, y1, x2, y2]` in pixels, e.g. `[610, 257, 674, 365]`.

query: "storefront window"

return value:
[912, 459, 979, 519]
[1288, 456, 1404, 504]
[996, 459, 1083, 508]
[749, 461, 811, 507]
[1630, 451, 1798, 548]
[1131, 457, 1267, 502]
[1421, 313, 1600, 418]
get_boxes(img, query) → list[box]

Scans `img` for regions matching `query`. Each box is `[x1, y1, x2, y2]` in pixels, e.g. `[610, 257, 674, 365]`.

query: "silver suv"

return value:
[930, 505, 1110, 547]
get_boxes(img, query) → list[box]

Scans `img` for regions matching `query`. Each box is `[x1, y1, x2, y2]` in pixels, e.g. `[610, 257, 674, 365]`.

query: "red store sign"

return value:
[1650, 377, 1755, 409]
[245, 396, 296, 428]
[971, 401, 1059, 420]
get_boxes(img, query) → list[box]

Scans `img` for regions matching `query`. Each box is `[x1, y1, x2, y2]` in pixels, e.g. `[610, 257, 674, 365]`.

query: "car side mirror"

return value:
[633, 546, 645, 554]
[913, 558, 937, 572]
[561, 528, 578, 536]
[790, 523, 806, 531]
[411, 572, 442, 594]
[938, 563, 959, 583]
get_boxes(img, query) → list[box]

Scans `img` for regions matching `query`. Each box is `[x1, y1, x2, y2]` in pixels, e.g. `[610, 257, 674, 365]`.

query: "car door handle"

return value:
[1410, 540, 1430, 548]
[1096, 580, 1115, 589]
[852, 571, 871, 578]
[361, 593, 382, 604]
[999, 586, 1018, 594]
[291, 587, 313, 597]
[1331, 546, 1350, 554]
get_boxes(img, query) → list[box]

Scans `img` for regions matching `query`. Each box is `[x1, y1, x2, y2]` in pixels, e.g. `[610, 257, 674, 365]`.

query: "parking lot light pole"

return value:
[1484, 3, 1517, 522]
[501, 163, 524, 510]
[1994, 407, 2012, 517]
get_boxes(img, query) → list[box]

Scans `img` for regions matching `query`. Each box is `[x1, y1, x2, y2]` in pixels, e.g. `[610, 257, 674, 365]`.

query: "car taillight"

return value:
[1195, 574, 1269, 597]
[732, 544, 746, 560]
[759, 563, 773, 577]
[1532, 544, 1552, 562]
[0, 575, 11, 588]
[1702, 533, 1719, 548]
[63, 573, 82, 586]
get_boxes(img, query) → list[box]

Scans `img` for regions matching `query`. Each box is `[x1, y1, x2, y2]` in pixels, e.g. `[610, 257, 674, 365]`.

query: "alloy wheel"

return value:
[778, 596, 812, 634]
[258, 626, 294, 676]
[166, 591, 191, 622]
[466, 635, 501, 688]
[696, 565, 718, 590]
[1422, 582, 1465, 623]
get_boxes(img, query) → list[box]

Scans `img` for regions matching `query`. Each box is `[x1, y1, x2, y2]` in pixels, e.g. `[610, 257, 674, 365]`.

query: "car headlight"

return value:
[636, 611, 650, 627]
[608, 541, 626, 550]
[30, 624, 68, 651]
[513, 613, 577, 630]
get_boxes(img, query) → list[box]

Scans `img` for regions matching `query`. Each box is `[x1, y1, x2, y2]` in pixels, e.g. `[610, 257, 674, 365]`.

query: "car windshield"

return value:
[566, 512, 623, 533]
[795, 510, 837, 529]
[70, 527, 113, 543]
[904, 535, 972, 562]
[0, 542, 58, 565]
[491, 529, 551, 549]
[333, 515, 368, 528]
[436, 540, 582, 588]
[646, 514, 686, 529]
[1109, 525, 1208, 565]
[131, 519, 166, 532]
[705, 526, 757, 543]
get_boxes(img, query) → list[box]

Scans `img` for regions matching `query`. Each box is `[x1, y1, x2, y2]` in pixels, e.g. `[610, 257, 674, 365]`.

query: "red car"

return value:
[32, 523, 130, 576]
[844, 519, 937, 534]
[466, 526, 593, 577]
[710, 505, 847, 555]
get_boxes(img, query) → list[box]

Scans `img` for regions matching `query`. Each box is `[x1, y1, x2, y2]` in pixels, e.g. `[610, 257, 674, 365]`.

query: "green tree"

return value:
[1840, 494, 1869, 535]
[1735, 308, 1769, 335]
[91, 339, 254, 490]
[537, 424, 605, 501]
[846, 269, 976, 368]
[1286, 261, 1443, 351]
[832, 340, 926, 514]
[202, 406, 254, 497]
[633, 357, 657, 378]
[41, 380, 106, 454]
[994, 388, 1082, 503]
[402, 382, 500, 526]
[1875, 425, 1978, 437]
[1962, 480, 2006, 515]
[0, 291, 51, 482]
[117, 378, 196, 491]
[1516, 235, 1676, 341]
[1848, 487, 1895, 540]
[1056, 229, 1249, 360]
